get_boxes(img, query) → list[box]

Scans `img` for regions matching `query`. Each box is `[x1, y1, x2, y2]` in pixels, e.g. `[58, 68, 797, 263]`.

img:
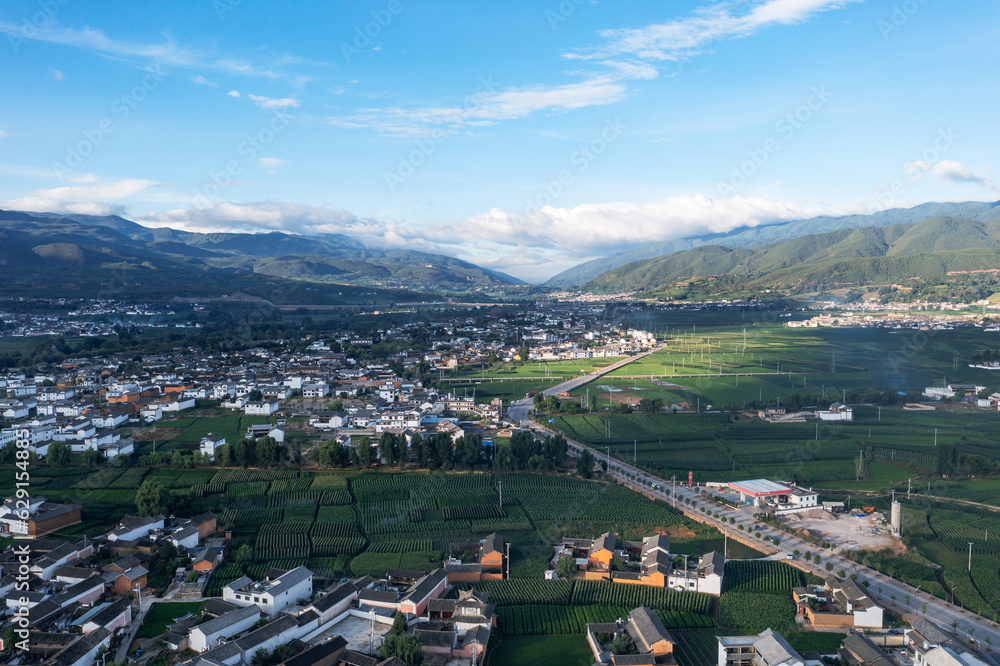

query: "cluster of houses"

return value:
[552, 532, 726, 595]
[0, 505, 220, 666]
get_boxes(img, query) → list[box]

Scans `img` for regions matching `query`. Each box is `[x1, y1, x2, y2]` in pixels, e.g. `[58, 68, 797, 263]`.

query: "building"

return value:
[727, 479, 818, 514]
[223, 566, 313, 616]
[444, 533, 506, 582]
[189, 604, 262, 652]
[717, 628, 809, 666]
[0, 496, 82, 539]
[244, 400, 280, 416]
[793, 576, 883, 629]
[107, 514, 165, 542]
[586, 606, 676, 665]
[357, 568, 448, 617]
[839, 632, 896, 666]
[815, 402, 854, 421]
[905, 619, 954, 666]
[199, 434, 226, 460]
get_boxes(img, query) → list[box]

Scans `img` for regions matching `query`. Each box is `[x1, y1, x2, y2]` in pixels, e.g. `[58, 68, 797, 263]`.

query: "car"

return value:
[786, 552, 795, 559]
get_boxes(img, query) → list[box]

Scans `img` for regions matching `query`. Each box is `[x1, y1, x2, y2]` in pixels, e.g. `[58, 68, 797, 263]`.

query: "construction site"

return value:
[778, 501, 905, 552]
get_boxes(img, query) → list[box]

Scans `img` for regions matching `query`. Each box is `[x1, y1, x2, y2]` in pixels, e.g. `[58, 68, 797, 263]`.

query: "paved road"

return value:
[113, 593, 196, 663]
[507, 344, 667, 423]
[506, 367, 1000, 650]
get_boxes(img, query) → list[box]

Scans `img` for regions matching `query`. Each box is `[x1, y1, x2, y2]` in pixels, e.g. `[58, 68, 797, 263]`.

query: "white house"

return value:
[223, 566, 313, 617]
[244, 400, 280, 416]
[189, 605, 262, 652]
[0, 400, 31, 420]
[200, 434, 227, 461]
[302, 381, 329, 399]
[162, 395, 196, 412]
[99, 437, 134, 459]
[815, 402, 853, 421]
[141, 403, 163, 423]
[107, 515, 165, 542]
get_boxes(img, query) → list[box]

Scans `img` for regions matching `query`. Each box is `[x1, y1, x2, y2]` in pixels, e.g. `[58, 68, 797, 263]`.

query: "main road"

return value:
[506, 359, 1000, 651]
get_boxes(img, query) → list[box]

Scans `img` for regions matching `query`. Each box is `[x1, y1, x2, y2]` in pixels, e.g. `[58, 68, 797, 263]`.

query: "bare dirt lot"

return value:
[779, 509, 904, 551]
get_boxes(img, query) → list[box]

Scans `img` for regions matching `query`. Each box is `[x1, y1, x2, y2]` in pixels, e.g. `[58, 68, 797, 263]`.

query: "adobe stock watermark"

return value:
[192, 111, 291, 207]
[546, 0, 593, 31]
[52, 66, 167, 181]
[214, 0, 244, 21]
[717, 85, 831, 196]
[341, 0, 405, 63]
[524, 117, 626, 214]
[861, 126, 958, 214]
[7, 0, 70, 54]
[383, 76, 499, 192]
[878, 0, 928, 40]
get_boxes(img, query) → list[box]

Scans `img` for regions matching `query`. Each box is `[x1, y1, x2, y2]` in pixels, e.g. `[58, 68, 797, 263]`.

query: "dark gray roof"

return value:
[909, 618, 951, 646]
[840, 632, 894, 666]
[278, 636, 347, 666]
[52, 627, 110, 666]
[234, 614, 298, 650]
[339, 650, 379, 666]
[85, 598, 130, 628]
[626, 606, 674, 653]
[402, 568, 447, 604]
[359, 589, 399, 604]
[753, 628, 804, 666]
[194, 605, 260, 637]
[313, 581, 358, 612]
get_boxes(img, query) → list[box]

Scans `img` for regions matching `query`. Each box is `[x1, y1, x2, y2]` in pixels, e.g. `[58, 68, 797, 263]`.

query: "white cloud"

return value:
[191, 75, 217, 88]
[228, 90, 301, 109]
[247, 94, 300, 109]
[0, 179, 158, 215]
[328, 77, 626, 137]
[133, 194, 806, 281]
[68, 173, 99, 183]
[0, 129, 7, 138]
[567, 0, 861, 66]
[50, 67, 64, 81]
[905, 159, 998, 191]
[0, 24, 318, 83]
[256, 157, 289, 173]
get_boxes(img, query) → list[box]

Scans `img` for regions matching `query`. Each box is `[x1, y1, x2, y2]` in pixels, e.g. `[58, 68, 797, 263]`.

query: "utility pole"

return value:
[634, 439, 637, 464]
[671, 475, 677, 507]
[935, 428, 938, 446]
[908, 477, 912, 500]
[498, 479, 502, 510]
[969, 542, 974, 572]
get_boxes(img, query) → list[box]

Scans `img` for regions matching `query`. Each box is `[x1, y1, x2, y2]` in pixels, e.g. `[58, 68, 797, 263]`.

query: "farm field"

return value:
[543, 407, 1000, 486]
[490, 635, 595, 666]
[32, 465, 759, 601]
[137, 601, 205, 638]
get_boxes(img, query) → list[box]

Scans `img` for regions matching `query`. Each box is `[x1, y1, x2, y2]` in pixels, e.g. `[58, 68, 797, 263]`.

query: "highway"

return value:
[508, 369, 1000, 652]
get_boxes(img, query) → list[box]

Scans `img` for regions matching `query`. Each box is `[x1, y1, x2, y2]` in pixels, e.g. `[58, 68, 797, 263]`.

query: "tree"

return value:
[234, 544, 253, 563]
[357, 436, 373, 469]
[379, 432, 396, 466]
[248, 388, 263, 401]
[494, 441, 513, 472]
[610, 632, 639, 655]
[136, 478, 170, 517]
[47, 440, 69, 467]
[255, 436, 276, 467]
[825, 562, 834, 572]
[217, 443, 232, 468]
[577, 449, 595, 479]
[81, 448, 100, 468]
[557, 555, 576, 579]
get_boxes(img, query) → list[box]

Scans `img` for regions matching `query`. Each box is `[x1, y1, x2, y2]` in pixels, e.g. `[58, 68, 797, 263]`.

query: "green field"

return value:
[137, 601, 205, 638]
[490, 635, 595, 666]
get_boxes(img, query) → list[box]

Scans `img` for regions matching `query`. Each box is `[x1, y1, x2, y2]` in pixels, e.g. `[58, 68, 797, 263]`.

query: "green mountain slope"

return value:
[585, 216, 1000, 297]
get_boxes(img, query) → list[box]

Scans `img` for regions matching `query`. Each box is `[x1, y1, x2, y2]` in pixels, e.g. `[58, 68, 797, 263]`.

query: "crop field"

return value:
[37, 465, 749, 603]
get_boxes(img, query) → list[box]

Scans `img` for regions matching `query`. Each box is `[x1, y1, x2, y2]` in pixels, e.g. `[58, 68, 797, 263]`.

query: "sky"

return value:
[1, 0, 998, 282]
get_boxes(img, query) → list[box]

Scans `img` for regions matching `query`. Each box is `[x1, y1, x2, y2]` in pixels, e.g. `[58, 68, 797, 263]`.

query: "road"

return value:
[506, 367, 1000, 651]
[113, 592, 196, 663]
[507, 344, 667, 423]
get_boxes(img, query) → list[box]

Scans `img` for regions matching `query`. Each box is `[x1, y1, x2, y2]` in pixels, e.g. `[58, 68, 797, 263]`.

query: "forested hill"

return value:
[584, 216, 1000, 299]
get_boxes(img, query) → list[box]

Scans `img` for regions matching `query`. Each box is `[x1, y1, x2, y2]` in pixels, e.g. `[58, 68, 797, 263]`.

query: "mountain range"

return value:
[0, 210, 523, 293]
[584, 215, 1000, 298]
[547, 200, 1000, 287]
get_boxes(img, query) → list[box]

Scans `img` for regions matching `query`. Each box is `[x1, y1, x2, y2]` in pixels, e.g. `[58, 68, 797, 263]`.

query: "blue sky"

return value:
[1, 0, 998, 281]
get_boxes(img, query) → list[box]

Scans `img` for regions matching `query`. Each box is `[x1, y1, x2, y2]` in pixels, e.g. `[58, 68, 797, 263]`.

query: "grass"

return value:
[137, 601, 205, 638]
[490, 635, 595, 666]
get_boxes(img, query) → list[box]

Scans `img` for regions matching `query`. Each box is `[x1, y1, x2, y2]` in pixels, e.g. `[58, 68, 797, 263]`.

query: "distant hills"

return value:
[584, 216, 1000, 298]
[0, 210, 523, 293]
[546, 200, 1000, 287]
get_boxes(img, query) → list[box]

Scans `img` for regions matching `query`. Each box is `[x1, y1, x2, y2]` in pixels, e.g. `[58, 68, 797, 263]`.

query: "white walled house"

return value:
[200, 435, 226, 461]
[223, 566, 313, 617]
[189, 605, 262, 652]
[244, 400, 280, 416]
